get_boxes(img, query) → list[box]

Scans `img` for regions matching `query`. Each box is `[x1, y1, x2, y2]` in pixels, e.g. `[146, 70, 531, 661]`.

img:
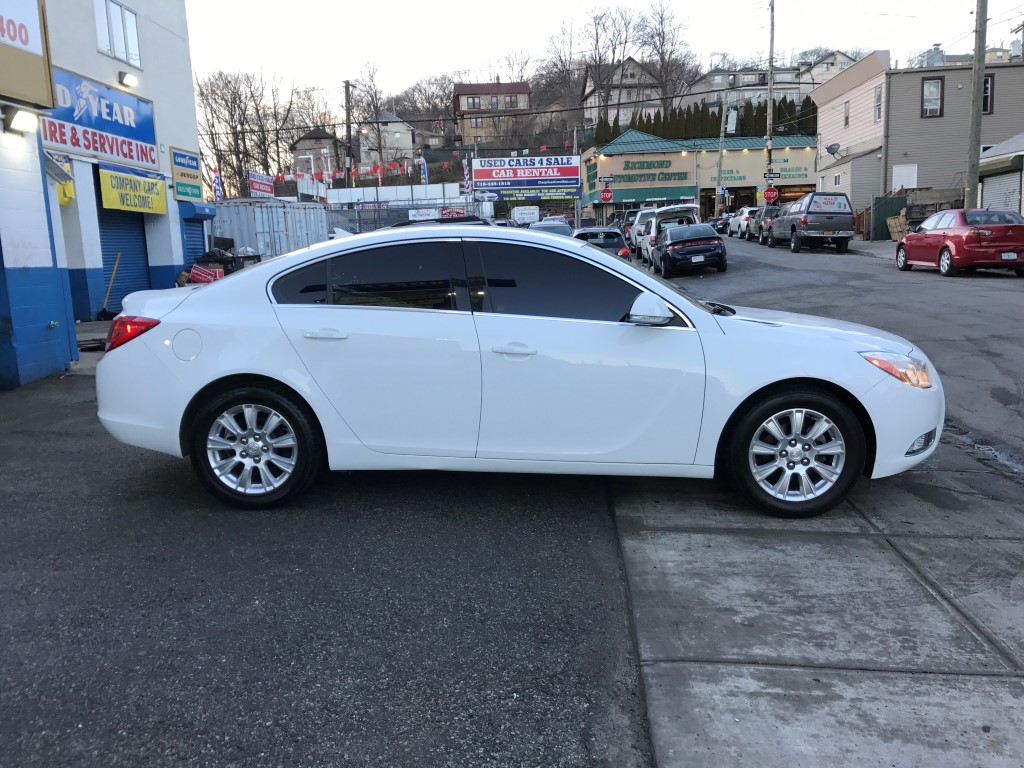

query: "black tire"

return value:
[716, 258, 728, 273]
[1015, 269, 1024, 277]
[938, 248, 958, 277]
[767, 229, 777, 248]
[790, 232, 801, 253]
[835, 238, 849, 254]
[662, 262, 673, 279]
[758, 228, 766, 245]
[727, 390, 866, 518]
[895, 245, 912, 271]
[189, 385, 323, 509]
[727, 228, 734, 237]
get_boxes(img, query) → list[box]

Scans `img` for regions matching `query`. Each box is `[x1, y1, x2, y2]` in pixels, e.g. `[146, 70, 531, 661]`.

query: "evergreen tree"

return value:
[698, 103, 711, 138]
[798, 95, 817, 135]
[681, 105, 693, 138]
[596, 115, 609, 144]
[755, 101, 768, 137]
[629, 112, 638, 130]
[611, 114, 621, 139]
[644, 112, 654, 134]
[741, 101, 755, 137]
[652, 109, 663, 137]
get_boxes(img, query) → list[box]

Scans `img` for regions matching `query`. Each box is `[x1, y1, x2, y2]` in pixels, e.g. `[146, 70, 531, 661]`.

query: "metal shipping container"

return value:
[210, 199, 329, 257]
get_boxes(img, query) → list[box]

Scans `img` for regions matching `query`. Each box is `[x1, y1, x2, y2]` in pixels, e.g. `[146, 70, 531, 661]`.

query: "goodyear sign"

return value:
[170, 147, 202, 201]
[98, 161, 166, 214]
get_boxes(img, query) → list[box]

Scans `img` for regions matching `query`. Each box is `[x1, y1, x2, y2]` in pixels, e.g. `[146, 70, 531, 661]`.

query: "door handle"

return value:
[491, 343, 536, 356]
[304, 329, 348, 340]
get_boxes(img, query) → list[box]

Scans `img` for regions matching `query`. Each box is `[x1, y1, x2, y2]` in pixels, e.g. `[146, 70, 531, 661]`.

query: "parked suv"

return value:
[767, 192, 855, 253]
[630, 208, 657, 255]
[750, 205, 780, 244]
[728, 206, 759, 238]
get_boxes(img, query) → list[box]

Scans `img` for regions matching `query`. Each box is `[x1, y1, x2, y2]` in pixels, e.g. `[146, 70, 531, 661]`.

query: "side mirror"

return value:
[910, 226, 919, 233]
[628, 292, 673, 326]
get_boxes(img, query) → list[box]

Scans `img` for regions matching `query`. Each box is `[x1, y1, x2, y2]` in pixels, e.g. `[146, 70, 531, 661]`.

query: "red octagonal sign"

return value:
[600, 187, 613, 203]
[763, 186, 779, 203]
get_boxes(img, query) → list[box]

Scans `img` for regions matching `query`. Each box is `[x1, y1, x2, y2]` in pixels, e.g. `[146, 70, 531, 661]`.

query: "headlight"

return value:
[860, 351, 932, 389]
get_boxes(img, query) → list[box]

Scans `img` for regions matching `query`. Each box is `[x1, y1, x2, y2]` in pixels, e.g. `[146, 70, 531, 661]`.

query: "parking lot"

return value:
[2, 238, 1023, 767]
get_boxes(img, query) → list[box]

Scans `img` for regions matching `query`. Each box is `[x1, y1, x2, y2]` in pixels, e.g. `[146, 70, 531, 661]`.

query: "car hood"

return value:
[720, 305, 916, 355]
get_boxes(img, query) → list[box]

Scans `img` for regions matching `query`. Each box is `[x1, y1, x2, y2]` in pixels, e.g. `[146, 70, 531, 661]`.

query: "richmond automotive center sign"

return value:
[471, 156, 581, 201]
[40, 68, 158, 170]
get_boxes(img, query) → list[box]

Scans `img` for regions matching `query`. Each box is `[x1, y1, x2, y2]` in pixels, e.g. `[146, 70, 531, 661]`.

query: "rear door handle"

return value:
[492, 343, 537, 356]
[304, 329, 348, 340]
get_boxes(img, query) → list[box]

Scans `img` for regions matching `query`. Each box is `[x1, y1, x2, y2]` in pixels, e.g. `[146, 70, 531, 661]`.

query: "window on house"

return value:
[844, 101, 849, 128]
[921, 77, 944, 117]
[490, 95, 499, 108]
[833, 173, 841, 186]
[505, 95, 517, 108]
[95, 0, 141, 67]
[983, 74, 994, 114]
[470, 117, 483, 128]
[874, 85, 883, 122]
[466, 96, 481, 109]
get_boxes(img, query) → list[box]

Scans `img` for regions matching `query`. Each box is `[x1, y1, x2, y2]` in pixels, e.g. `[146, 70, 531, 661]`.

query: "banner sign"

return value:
[408, 208, 440, 221]
[441, 207, 466, 218]
[0, 0, 44, 55]
[170, 147, 202, 202]
[41, 68, 157, 169]
[98, 161, 167, 214]
[471, 156, 581, 201]
[248, 170, 274, 198]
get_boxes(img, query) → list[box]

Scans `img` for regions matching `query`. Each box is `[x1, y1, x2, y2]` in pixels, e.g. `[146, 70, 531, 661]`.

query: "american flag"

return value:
[462, 159, 471, 194]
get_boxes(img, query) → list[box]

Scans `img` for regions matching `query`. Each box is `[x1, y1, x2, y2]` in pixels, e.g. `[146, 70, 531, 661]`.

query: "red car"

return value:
[896, 209, 1024, 276]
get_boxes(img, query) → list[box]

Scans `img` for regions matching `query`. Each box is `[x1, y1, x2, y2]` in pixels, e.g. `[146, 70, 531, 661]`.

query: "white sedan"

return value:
[97, 226, 944, 518]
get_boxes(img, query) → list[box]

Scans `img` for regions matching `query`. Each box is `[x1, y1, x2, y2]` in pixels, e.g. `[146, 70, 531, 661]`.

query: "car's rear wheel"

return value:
[189, 386, 322, 509]
[716, 258, 728, 273]
[767, 230, 776, 248]
[745, 228, 753, 241]
[896, 245, 911, 271]
[758, 228, 766, 245]
[728, 391, 865, 518]
[1015, 269, 1024, 277]
[790, 232, 801, 253]
[939, 248, 958, 276]
[835, 238, 849, 254]
[728, 228, 734, 237]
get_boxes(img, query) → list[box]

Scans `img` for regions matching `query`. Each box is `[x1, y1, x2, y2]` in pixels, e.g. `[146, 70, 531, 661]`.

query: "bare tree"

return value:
[353, 63, 389, 169]
[636, 0, 703, 113]
[500, 49, 533, 82]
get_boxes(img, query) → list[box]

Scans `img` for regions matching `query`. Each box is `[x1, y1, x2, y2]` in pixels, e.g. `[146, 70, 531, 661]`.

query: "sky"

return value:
[184, 0, 1024, 102]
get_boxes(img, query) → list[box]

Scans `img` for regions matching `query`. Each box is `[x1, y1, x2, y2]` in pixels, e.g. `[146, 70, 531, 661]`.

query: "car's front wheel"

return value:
[766, 230, 776, 248]
[727, 390, 865, 518]
[896, 245, 912, 271]
[189, 385, 323, 509]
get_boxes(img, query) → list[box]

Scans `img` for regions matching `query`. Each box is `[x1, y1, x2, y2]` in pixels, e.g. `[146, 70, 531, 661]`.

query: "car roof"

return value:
[388, 215, 491, 228]
[574, 227, 623, 234]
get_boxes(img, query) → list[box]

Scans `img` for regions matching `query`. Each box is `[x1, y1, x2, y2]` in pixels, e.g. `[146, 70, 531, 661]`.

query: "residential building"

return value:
[686, 66, 803, 110]
[980, 132, 1023, 214]
[1, 0, 206, 389]
[357, 111, 417, 170]
[290, 127, 346, 178]
[580, 57, 662, 127]
[452, 81, 531, 147]
[796, 51, 857, 90]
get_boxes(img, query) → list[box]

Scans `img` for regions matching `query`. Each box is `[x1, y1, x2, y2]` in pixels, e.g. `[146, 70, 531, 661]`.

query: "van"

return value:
[510, 206, 541, 227]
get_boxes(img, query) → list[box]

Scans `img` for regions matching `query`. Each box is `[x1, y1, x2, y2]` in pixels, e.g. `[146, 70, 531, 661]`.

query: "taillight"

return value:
[618, 246, 630, 257]
[800, 215, 808, 227]
[106, 316, 160, 352]
[743, 215, 749, 221]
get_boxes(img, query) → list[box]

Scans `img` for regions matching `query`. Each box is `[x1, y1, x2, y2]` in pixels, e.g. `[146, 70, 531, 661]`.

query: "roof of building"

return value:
[596, 128, 817, 155]
[289, 127, 342, 151]
[982, 131, 1024, 159]
[453, 81, 530, 96]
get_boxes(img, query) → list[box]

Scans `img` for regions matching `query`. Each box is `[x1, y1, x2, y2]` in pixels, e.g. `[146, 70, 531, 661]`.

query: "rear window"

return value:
[808, 194, 852, 213]
[964, 210, 1024, 225]
[666, 224, 717, 240]
[576, 231, 625, 246]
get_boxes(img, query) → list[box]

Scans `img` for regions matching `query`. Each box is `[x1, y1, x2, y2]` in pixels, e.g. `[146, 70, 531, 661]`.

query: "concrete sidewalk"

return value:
[67, 320, 110, 376]
[849, 239, 897, 261]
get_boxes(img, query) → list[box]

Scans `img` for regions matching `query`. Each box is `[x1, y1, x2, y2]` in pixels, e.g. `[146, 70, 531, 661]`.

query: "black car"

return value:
[653, 223, 727, 278]
[709, 214, 732, 235]
[573, 227, 631, 258]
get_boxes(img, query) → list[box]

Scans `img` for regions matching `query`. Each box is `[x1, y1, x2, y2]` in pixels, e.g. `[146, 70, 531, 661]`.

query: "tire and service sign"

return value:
[471, 156, 581, 202]
[170, 147, 202, 202]
[40, 68, 157, 170]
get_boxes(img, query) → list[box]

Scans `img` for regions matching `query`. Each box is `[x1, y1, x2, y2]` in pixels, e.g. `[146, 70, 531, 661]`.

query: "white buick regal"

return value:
[97, 226, 944, 518]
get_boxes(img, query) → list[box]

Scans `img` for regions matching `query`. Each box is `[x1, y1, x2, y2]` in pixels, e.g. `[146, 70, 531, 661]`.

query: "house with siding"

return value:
[812, 52, 1024, 236]
[452, 81, 532, 148]
[581, 57, 662, 127]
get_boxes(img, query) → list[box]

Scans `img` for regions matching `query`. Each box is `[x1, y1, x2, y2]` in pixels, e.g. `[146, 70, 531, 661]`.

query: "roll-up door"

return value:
[183, 220, 206, 266]
[96, 203, 151, 314]
[982, 172, 1021, 213]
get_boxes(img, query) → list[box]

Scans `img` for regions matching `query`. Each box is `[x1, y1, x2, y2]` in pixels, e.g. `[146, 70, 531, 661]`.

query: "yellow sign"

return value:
[99, 162, 167, 214]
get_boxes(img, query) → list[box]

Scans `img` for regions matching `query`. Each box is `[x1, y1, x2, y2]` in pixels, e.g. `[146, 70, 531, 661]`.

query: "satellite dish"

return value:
[825, 143, 841, 156]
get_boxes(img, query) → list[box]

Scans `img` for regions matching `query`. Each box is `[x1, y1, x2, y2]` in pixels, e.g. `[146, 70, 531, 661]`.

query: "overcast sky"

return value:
[184, 0, 1024, 102]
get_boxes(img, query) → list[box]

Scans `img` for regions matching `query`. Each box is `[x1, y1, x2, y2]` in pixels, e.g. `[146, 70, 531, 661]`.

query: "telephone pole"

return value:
[965, 0, 988, 207]
[766, 0, 775, 177]
[344, 80, 355, 189]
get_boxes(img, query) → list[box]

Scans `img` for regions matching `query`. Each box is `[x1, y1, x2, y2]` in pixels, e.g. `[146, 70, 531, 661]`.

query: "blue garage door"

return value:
[97, 202, 151, 314]
[183, 219, 206, 267]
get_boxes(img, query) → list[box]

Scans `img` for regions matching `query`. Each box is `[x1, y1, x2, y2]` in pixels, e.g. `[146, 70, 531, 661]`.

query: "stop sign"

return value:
[763, 186, 779, 203]
[600, 187, 613, 203]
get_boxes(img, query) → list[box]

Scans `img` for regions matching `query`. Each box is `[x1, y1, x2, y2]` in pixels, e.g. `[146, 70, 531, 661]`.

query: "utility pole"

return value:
[766, 0, 775, 179]
[965, 0, 988, 207]
[344, 79, 354, 189]
[715, 90, 729, 215]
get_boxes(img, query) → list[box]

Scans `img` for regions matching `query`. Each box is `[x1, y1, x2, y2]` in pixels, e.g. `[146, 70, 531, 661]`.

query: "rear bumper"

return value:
[956, 247, 1023, 268]
[798, 229, 854, 240]
[665, 249, 726, 268]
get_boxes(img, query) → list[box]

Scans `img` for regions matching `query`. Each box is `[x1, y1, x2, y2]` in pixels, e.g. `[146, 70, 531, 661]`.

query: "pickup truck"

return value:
[767, 192, 855, 253]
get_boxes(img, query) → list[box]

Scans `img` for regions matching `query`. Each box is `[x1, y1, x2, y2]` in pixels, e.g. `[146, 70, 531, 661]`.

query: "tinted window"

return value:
[965, 210, 1024, 225]
[329, 242, 466, 311]
[667, 224, 718, 241]
[474, 242, 640, 322]
[273, 261, 328, 304]
[934, 212, 956, 229]
[575, 231, 625, 247]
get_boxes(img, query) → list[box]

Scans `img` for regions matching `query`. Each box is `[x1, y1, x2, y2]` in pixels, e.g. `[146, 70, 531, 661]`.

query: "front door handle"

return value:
[304, 329, 348, 340]
[492, 343, 536, 356]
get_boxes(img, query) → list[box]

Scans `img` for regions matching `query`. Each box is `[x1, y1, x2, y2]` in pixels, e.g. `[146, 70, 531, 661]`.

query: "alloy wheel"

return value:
[747, 408, 847, 501]
[205, 403, 299, 495]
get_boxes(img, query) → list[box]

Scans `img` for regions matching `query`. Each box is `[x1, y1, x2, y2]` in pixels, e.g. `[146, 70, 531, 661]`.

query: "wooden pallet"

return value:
[887, 214, 909, 241]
